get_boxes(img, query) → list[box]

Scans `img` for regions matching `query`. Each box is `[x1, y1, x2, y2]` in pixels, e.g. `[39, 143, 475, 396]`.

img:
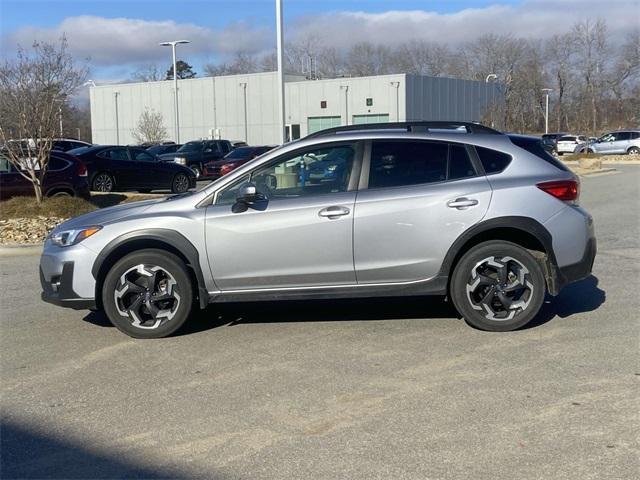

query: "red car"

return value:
[0, 151, 90, 201]
[203, 146, 275, 179]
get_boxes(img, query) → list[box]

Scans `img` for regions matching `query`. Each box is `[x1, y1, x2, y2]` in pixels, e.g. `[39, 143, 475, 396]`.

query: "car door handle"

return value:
[318, 206, 350, 219]
[447, 198, 479, 209]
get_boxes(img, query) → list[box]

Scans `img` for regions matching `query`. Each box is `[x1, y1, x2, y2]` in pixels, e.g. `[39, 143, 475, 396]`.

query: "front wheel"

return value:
[171, 173, 190, 193]
[102, 249, 194, 338]
[190, 165, 201, 179]
[450, 241, 546, 332]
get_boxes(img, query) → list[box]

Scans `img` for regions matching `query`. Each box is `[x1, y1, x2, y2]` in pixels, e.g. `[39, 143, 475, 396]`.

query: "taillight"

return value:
[537, 179, 579, 203]
[76, 161, 88, 177]
[220, 163, 236, 176]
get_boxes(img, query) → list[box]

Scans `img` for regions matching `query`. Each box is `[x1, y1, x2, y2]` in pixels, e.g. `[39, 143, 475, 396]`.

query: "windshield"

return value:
[225, 147, 255, 159]
[147, 145, 169, 155]
[177, 141, 202, 153]
[67, 146, 94, 155]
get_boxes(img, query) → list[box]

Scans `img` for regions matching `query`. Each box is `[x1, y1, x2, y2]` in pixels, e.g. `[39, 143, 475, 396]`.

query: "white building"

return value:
[90, 72, 502, 145]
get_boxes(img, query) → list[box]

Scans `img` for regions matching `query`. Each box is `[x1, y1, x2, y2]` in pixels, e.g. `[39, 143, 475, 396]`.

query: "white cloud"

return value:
[290, 0, 640, 47]
[2, 15, 271, 66]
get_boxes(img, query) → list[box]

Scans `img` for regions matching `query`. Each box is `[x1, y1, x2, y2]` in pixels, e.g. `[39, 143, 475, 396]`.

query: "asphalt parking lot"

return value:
[1, 166, 638, 480]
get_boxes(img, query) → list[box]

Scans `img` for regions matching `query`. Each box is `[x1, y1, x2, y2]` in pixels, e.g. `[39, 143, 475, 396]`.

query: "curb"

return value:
[0, 244, 43, 257]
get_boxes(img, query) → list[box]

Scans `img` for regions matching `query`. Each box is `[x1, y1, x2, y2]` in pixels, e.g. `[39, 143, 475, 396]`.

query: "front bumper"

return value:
[40, 262, 96, 310]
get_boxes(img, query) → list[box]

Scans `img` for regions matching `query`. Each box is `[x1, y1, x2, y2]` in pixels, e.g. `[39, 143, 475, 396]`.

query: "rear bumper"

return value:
[547, 237, 597, 295]
[40, 261, 96, 310]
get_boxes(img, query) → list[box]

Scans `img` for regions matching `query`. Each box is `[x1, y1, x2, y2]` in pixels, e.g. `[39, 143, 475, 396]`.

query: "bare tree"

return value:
[132, 63, 163, 82]
[131, 108, 168, 144]
[0, 37, 88, 202]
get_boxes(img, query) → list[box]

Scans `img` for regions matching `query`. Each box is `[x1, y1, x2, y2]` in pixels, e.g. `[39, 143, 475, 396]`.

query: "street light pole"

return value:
[113, 92, 120, 145]
[58, 105, 63, 137]
[160, 40, 190, 143]
[542, 88, 552, 134]
[275, 0, 286, 144]
[239, 82, 248, 142]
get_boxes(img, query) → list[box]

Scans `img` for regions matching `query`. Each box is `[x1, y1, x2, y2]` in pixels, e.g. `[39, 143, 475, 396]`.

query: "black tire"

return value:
[628, 146, 640, 155]
[92, 172, 115, 192]
[171, 173, 190, 193]
[190, 165, 201, 179]
[102, 249, 194, 339]
[48, 190, 73, 198]
[450, 240, 546, 332]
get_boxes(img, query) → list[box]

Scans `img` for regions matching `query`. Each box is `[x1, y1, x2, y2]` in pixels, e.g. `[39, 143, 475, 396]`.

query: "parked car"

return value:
[576, 130, 640, 155]
[556, 135, 588, 155]
[146, 143, 182, 156]
[541, 132, 568, 154]
[0, 151, 90, 201]
[52, 138, 93, 152]
[157, 140, 234, 178]
[202, 146, 275, 179]
[41, 121, 596, 339]
[67, 145, 196, 194]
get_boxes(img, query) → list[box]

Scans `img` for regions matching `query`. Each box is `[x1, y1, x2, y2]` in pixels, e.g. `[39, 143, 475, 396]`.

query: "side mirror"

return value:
[236, 183, 263, 205]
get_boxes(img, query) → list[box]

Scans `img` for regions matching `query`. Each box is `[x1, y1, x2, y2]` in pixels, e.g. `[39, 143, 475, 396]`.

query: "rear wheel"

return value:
[628, 146, 640, 155]
[171, 173, 190, 193]
[102, 249, 194, 338]
[450, 241, 546, 332]
[92, 172, 114, 192]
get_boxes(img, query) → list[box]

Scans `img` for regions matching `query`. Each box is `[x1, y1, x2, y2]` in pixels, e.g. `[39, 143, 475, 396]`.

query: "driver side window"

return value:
[215, 144, 356, 205]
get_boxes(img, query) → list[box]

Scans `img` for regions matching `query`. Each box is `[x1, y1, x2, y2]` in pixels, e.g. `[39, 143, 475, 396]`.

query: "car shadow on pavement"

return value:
[83, 275, 605, 335]
[0, 420, 202, 479]
[522, 275, 606, 329]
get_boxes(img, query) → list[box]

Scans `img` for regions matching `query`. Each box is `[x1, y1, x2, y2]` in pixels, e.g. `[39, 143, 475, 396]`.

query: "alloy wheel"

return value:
[93, 174, 113, 192]
[114, 264, 181, 330]
[465, 256, 534, 321]
[173, 174, 189, 193]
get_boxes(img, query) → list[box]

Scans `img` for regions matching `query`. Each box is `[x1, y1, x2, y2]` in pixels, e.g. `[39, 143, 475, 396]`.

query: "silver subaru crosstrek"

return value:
[40, 122, 596, 338]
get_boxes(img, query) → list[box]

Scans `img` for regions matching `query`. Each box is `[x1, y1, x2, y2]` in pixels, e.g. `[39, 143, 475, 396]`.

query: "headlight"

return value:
[327, 164, 338, 172]
[49, 226, 102, 247]
[174, 157, 186, 165]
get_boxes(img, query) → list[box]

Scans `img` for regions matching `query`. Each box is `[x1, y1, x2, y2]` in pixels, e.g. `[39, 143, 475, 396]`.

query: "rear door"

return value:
[353, 139, 491, 283]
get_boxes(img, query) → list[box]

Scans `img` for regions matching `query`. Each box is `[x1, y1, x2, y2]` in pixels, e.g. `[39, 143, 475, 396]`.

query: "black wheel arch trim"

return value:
[91, 229, 209, 309]
[438, 216, 563, 296]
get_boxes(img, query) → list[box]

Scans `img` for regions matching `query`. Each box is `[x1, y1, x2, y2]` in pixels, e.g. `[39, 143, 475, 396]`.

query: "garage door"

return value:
[307, 116, 342, 134]
[353, 114, 390, 125]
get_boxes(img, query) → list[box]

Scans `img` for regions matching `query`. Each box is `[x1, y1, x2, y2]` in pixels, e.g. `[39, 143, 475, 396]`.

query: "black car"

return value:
[146, 143, 182, 156]
[67, 145, 196, 194]
[541, 133, 568, 154]
[0, 151, 90, 201]
[157, 139, 234, 178]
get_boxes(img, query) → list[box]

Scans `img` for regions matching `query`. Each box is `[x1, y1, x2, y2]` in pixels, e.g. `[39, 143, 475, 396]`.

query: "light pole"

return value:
[113, 91, 120, 145]
[541, 88, 552, 134]
[58, 105, 63, 137]
[390, 81, 400, 121]
[239, 82, 248, 142]
[160, 40, 190, 143]
[275, 0, 286, 144]
[340, 85, 349, 125]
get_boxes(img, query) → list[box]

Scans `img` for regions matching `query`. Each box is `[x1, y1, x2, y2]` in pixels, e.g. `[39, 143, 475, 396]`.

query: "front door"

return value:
[204, 142, 361, 290]
[354, 140, 492, 283]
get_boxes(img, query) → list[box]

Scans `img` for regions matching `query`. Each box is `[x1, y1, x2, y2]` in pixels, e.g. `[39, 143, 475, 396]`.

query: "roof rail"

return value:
[305, 121, 502, 139]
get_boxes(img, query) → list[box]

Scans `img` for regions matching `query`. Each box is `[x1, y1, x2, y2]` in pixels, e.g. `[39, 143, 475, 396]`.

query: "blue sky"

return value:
[1, 0, 637, 82]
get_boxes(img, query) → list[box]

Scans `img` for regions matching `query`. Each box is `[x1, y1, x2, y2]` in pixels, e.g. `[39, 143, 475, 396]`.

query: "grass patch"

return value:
[0, 193, 161, 220]
[561, 152, 602, 161]
[0, 196, 97, 219]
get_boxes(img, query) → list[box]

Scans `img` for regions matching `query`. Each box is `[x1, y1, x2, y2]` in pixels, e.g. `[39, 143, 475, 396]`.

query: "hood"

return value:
[53, 198, 162, 232]
[158, 151, 196, 161]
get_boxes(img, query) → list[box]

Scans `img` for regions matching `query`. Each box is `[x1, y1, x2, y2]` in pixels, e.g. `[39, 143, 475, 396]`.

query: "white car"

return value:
[556, 135, 588, 155]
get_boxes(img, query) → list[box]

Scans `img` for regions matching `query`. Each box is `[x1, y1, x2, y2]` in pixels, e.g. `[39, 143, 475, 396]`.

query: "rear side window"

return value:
[631, 132, 640, 140]
[506, 136, 569, 172]
[475, 146, 512, 174]
[48, 156, 70, 171]
[368, 141, 475, 189]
